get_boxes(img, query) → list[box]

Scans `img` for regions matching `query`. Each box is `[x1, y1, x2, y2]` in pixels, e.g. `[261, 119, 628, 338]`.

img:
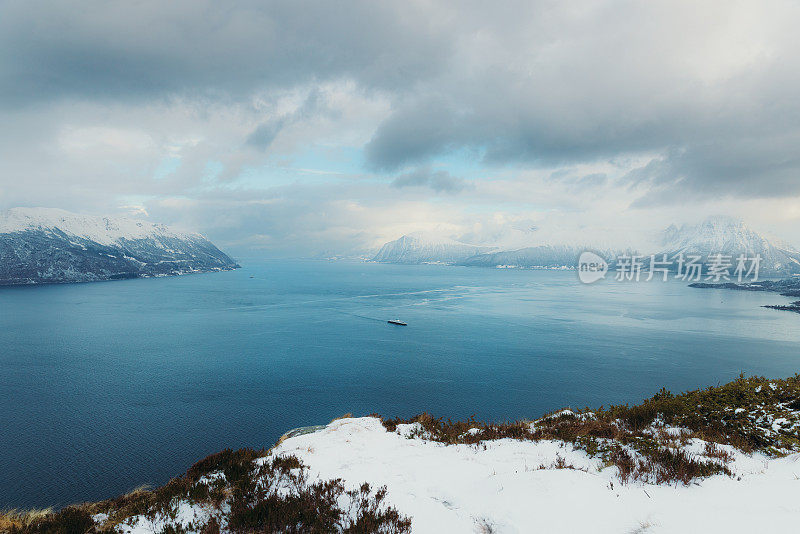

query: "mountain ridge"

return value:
[372, 218, 800, 275]
[655, 217, 800, 276]
[0, 207, 238, 285]
[372, 233, 496, 264]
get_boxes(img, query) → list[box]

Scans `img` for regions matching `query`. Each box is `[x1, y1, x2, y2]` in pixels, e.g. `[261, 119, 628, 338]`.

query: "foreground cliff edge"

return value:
[3, 374, 800, 533]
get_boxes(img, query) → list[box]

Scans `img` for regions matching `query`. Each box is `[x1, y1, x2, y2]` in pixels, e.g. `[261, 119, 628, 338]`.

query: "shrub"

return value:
[226, 457, 411, 533]
[186, 448, 266, 484]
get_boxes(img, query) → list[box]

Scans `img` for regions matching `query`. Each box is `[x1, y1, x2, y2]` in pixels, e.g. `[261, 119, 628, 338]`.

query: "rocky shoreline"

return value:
[763, 301, 800, 313]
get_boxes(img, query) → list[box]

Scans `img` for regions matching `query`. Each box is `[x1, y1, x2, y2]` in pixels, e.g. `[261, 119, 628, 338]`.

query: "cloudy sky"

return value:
[2, 0, 800, 257]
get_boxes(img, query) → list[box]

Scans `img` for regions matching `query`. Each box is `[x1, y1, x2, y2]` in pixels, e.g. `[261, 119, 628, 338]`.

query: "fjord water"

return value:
[2, 261, 800, 508]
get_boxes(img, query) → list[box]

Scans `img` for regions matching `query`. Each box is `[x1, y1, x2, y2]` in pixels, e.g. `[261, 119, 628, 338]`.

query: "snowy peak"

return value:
[661, 217, 772, 253]
[0, 207, 198, 246]
[661, 217, 762, 252]
[657, 217, 800, 275]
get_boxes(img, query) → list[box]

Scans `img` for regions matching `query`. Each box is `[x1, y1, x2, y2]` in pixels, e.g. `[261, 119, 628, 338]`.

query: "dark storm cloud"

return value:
[0, 0, 452, 105]
[627, 136, 800, 207]
[391, 167, 470, 194]
[364, 93, 675, 173]
[246, 119, 286, 151]
[2, 0, 800, 205]
[245, 88, 333, 151]
[365, 97, 466, 171]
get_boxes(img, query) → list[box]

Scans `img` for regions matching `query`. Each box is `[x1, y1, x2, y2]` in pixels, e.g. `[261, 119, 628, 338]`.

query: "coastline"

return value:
[0, 264, 240, 288]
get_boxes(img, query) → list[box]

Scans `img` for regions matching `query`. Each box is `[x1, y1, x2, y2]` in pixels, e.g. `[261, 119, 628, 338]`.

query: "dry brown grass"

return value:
[0, 505, 94, 534]
[0, 509, 53, 531]
[379, 373, 800, 485]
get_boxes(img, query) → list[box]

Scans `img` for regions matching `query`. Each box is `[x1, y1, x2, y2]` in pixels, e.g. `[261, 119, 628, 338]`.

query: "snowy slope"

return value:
[372, 231, 631, 270]
[372, 232, 588, 268]
[115, 416, 800, 533]
[0, 207, 199, 245]
[267, 417, 800, 534]
[373, 233, 496, 264]
[0, 207, 238, 285]
[460, 244, 630, 269]
[657, 217, 800, 276]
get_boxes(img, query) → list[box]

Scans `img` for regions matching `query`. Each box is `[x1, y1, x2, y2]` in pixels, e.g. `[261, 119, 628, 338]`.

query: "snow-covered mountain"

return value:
[461, 244, 639, 269]
[372, 233, 496, 264]
[373, 232, 633, 269]
[459, 245, 583, 268]
[372, 217, 800, 275]
[655, 217, 800, 276]
[0, 207, 238, 285]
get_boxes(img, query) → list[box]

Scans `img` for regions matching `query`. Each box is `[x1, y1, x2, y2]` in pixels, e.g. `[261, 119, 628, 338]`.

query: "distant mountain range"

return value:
[373, 233, 618, 269]
[0, 207, 238, 285]
[373, 217, 800, 276]
[372, 234, 496, 264]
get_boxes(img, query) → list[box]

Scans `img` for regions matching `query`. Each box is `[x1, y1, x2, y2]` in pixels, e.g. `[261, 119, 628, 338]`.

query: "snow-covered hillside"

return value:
[0, 207, 238, 285]
[11, 374, 800, 533]
[372, 233, 495, 264]
[657, 217, 800, 276]
[372, 232, 592, 268]
[112, 412, 800, 534]
[460, 244, 605, 269]
[372, 232, 630, 270]
[265, 418, 799, 534]
[0, 207, 201, 245]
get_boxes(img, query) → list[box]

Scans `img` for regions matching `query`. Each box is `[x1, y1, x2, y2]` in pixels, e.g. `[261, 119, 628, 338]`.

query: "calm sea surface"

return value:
[2, 261, 799, 508]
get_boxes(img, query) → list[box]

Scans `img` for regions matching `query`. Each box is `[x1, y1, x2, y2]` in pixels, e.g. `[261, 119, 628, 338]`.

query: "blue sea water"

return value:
[1, 260, 799, 508]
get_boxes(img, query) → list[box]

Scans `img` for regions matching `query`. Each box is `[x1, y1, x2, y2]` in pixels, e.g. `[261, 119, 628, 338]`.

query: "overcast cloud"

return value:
[2, 0, 800, 256]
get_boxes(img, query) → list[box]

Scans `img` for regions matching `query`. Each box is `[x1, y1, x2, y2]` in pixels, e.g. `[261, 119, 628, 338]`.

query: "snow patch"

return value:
[264, 417, 800, 533]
